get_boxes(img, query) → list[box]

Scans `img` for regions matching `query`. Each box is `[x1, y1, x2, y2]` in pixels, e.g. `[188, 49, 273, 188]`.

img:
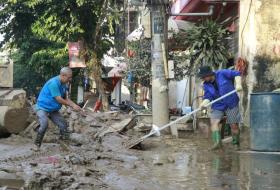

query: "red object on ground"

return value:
[37, 156, 59, 166]
[127, 49, 135, 57]
[93, 95, 102, 112]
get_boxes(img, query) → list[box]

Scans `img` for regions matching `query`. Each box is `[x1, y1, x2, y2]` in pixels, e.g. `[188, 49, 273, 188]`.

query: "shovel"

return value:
[125, 90, 237, 149]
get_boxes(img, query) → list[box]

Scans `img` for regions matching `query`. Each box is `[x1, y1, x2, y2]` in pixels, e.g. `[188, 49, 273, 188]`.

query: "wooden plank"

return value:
[94, 118, 132, 138]
[0, 89, 13, 98]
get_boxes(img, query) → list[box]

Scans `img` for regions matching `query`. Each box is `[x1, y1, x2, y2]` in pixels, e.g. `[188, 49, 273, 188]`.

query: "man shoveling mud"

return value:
[198, 66, 242, 150]
[33, 67, 82, 151]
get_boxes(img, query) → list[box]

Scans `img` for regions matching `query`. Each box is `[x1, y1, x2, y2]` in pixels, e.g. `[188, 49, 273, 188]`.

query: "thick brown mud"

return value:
[0, 112, 280, 190]
[101, 131, 280, 190]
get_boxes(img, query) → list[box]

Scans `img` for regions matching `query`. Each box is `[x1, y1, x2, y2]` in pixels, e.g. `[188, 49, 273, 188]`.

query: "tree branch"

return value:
[93, 0, 109, 51]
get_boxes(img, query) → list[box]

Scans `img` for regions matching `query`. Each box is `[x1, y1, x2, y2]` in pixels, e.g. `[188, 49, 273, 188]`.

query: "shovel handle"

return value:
[142, 90, 237, 139]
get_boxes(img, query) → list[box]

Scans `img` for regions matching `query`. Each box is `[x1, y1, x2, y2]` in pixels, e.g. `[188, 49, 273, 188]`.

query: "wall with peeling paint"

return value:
[239, 0, 280, 125]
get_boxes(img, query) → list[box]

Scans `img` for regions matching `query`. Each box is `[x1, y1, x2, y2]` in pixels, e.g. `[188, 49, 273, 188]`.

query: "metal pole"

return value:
[127, 0, 130, 36]
[151, 1, 169, 133]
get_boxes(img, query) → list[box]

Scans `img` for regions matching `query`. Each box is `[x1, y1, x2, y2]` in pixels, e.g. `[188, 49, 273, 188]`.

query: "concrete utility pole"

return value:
[150, 1, 169, 133]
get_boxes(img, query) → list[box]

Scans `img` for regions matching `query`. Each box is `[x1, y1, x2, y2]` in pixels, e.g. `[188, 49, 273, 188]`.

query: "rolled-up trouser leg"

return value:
[36, 110, 49, 146]
[225, 106, 241, 147]
[49, 111, 69, 140]
[210, 119, 221, 132]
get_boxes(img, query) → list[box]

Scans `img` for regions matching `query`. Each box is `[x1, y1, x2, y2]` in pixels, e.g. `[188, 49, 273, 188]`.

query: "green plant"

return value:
[169, 50, 191, 81]
[126, 39, 152, 87]
[173, 20, 230, 75]
[10, 36, 68, 95]
[1, 0, 120, 108]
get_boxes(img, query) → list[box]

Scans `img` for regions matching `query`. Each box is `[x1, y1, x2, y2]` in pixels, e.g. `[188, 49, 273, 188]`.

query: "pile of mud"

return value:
[0, 109, 137, 189]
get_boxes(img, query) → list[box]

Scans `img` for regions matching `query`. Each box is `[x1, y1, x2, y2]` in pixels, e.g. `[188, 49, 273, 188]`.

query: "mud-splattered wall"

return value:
[239, 0, 280, 125]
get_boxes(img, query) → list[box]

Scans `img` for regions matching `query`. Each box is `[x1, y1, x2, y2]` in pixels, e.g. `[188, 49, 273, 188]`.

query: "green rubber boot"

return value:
[211, 131, 222, 150]
[232, 132, 240, 150]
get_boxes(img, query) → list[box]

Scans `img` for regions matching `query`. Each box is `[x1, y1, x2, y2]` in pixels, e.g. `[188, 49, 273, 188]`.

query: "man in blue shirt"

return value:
[34, 67, 81, 151]
[198, 66, 242, 150]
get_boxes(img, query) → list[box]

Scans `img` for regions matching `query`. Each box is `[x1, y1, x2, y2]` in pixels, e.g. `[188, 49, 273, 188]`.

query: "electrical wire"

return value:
[240, 0, 253, 55]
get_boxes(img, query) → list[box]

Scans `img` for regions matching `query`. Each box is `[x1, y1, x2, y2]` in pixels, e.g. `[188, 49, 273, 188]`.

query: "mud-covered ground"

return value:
[0, 111, 280, 190]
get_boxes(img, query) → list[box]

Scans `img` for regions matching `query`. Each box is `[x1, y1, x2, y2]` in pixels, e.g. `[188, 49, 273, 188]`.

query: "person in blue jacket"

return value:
[198, 66, 242, 150]
[34, 67, 82, 151]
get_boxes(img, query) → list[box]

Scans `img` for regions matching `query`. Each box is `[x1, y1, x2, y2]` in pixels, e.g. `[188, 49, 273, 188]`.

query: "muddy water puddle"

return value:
[0, 178, 24, 189]
[1, 129, 280, 189]
[104, 132, 280, 190]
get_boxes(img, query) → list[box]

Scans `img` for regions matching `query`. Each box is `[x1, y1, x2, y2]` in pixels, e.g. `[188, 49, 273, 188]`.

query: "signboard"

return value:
[153, 17, 164, 34]
[68, 41, 86, 68]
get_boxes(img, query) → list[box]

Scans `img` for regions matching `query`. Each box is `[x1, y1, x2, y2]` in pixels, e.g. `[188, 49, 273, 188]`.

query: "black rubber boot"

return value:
[59, 130, 71, 151]
[33, 133, 44, 151]
[59, 129, 70, 141]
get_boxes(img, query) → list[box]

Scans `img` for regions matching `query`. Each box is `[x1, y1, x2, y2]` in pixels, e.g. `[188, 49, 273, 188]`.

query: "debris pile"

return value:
[0, 108, 138, 189]
[0, 107, 256, 190]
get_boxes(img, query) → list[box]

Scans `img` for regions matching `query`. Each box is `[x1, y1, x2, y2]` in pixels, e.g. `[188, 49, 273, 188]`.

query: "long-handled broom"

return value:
[125, 90, 237, 149]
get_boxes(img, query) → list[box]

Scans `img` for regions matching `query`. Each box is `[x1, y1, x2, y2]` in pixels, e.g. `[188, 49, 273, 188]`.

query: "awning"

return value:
[126, 19, 193, 40]
[168, 18, 194, 38]
[171, 0, 192, 17]
[171, 0, 239, 23]
[126, 25, 144, 42]
[171, 0, 199, 20]
[107, 67, 124, 78]
[102, 55, 127, 77]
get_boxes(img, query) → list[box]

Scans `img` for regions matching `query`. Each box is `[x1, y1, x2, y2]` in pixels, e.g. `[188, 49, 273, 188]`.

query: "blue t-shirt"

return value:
[203, 69, 241, 111]
[36, 76, 67, 112]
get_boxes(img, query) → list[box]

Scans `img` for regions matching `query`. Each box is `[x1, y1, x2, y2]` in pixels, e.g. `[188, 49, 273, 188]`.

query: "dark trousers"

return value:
[36, 109, 68, 136]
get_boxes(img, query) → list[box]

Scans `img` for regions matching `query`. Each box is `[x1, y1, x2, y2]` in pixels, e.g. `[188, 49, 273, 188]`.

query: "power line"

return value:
[240, 0, 252, 55]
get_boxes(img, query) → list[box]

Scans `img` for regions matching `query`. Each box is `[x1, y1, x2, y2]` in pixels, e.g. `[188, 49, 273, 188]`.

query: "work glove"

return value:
[235, 76, 242, 92]
[199, 99, 210, 110]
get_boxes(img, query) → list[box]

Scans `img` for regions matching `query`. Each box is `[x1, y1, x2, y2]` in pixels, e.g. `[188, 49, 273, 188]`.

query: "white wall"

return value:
[111, 80, 130, 105]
